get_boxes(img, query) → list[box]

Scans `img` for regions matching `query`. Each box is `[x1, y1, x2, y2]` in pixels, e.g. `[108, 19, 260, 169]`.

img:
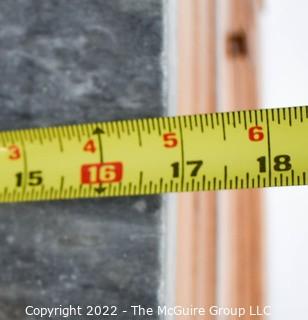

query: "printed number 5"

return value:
[163, 132, 178, 148]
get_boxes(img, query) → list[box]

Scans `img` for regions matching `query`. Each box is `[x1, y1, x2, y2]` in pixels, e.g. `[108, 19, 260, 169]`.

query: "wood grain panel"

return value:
[176, 1, 217, 319]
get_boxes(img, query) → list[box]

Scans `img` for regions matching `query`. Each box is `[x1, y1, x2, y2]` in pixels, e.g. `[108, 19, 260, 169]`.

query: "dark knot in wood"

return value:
[227, 31, 248, 57]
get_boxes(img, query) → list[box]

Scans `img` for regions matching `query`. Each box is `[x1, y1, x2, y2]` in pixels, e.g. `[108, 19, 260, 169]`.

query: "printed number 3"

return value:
[9, 145, 21, 160]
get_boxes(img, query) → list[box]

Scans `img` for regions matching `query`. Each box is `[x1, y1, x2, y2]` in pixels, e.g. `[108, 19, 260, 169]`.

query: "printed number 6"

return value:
[248, 126, 264, 142]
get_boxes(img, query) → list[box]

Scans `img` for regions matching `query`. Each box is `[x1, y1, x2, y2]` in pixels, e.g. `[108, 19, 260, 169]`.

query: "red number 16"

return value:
[81, 162, 123, 184]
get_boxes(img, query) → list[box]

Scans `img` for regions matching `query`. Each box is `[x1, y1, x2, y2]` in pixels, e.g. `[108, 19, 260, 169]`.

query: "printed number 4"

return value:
[83, 139, 96, 153]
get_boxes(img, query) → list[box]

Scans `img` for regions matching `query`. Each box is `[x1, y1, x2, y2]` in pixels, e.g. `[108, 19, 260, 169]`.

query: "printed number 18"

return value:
[257, 155, 292, 172]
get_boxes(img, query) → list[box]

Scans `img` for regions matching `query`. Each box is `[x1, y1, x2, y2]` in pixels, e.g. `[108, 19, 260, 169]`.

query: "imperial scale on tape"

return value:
[0, 106, 307, 202]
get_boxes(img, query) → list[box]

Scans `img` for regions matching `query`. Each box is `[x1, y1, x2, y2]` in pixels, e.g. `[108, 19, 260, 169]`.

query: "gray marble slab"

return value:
[0, 1, 165, 319]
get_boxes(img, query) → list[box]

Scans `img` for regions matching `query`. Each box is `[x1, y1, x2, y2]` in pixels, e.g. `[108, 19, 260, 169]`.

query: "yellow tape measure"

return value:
[0, 105, 307, 202]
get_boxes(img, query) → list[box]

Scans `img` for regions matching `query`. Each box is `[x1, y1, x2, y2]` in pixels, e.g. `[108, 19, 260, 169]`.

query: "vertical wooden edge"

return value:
[218, 0, 264, 318]
[176, 1, 217, 319]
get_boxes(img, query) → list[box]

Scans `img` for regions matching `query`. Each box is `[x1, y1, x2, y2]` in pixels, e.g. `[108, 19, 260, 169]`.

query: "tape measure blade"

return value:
[0, 106, 307, 202]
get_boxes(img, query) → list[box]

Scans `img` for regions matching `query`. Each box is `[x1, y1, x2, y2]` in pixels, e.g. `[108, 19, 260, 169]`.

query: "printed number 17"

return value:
[171, 160, 203, 178]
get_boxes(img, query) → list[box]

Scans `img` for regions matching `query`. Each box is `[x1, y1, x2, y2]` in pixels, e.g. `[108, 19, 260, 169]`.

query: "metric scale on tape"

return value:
[0, 105, 307, 202]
